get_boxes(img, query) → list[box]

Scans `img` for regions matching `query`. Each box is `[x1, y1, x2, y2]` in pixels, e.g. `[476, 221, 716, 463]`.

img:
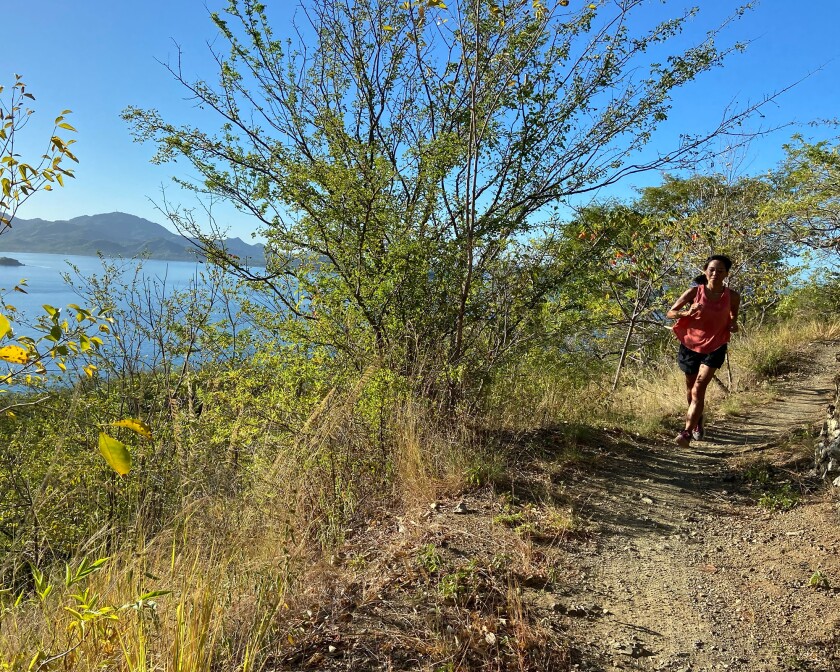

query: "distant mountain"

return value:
[0, 213, 265, 264]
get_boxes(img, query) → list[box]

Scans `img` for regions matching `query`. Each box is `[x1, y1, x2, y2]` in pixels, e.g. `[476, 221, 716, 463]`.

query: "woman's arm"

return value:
[729, 290, 741, 332]
[666, 287, 700, 320]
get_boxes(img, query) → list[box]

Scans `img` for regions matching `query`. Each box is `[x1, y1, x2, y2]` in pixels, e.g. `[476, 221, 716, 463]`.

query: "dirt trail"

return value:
[558, 342, 840, 671]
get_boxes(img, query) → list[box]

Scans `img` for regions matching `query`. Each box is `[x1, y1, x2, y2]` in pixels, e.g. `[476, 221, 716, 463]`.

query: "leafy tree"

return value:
[765, 135, 840, 253]
[555, 170, 799, 388]
[775, 269, 840, 322]
[123, 0, 773, 400]
[563, 201, 689, 389]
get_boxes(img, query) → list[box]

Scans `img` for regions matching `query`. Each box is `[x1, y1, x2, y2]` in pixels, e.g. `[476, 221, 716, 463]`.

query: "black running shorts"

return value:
[677, 342, 728, 375]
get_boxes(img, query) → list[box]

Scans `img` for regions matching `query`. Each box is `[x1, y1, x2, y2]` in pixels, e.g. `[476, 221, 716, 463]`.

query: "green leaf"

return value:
[98, 433, 131, 476]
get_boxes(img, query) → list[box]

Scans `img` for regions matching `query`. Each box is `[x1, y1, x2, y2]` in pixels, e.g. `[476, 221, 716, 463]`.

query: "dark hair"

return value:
[703, 254, 732, 272]
[691, 255, 732, 286]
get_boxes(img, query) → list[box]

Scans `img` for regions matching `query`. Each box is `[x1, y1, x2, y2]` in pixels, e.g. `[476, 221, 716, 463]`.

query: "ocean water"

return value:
[1, 252, 238, 384]
[0, 252, 208, 318]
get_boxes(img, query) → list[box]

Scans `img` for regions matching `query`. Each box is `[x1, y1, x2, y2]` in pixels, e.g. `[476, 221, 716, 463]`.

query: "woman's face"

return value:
[705, 260, 729, 286]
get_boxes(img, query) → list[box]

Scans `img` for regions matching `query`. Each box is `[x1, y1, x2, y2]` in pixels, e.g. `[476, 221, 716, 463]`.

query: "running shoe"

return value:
[692, 416, 704, 442]
[675, 429, 692, 447]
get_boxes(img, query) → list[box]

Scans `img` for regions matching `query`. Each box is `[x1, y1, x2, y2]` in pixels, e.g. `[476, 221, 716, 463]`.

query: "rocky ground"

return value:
[274, 341, 840, 671]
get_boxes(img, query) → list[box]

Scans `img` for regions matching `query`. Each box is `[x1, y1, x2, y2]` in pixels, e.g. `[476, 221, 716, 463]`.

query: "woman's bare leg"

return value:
[685, 373, 698, 408]
[685, 364, 716, 432]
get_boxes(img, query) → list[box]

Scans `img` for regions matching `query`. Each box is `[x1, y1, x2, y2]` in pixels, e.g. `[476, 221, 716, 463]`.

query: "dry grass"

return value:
[1, 486, 395, 671]
[0, 378, 478, 671]
[485, 318, 840, 449]
[2, 535, 206, 670]
[281, 489, 576, 672]
[732, 319, 840, 385]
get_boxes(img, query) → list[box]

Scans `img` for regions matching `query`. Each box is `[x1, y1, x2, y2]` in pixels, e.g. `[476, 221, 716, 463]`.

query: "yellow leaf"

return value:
[99, 433, 131, 476]
[0, 344, 29, 364]
[83, 364, 98, 377]
[382, 24, 394, 31]
[111, 418, 153, 441]
[588, 2, 596, 7]
[0, 314, 11, 339]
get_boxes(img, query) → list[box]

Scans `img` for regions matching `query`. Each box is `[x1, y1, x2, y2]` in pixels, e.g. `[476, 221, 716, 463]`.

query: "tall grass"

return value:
[733, 319, 840, 382]
[486, 318, 840, 437]
[0, 377, 475, 670]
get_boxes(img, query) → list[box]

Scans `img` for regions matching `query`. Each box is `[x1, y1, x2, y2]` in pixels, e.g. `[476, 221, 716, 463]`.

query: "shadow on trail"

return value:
[485, 425, 731, 540]
[573, 439, 733, 538]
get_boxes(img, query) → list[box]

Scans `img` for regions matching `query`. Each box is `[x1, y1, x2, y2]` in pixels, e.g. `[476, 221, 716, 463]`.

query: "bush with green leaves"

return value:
[123, 0, 773, 404]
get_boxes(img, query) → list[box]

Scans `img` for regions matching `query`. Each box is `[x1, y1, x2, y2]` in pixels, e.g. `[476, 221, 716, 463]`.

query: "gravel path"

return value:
[558, 342, 840, 671]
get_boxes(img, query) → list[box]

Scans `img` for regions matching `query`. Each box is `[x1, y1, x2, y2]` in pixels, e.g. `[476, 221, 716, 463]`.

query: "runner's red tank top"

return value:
[672, 284, 732, 354]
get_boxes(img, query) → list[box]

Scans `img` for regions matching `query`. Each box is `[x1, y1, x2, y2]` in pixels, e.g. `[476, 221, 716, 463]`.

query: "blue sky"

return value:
[4, 0, 840, 240]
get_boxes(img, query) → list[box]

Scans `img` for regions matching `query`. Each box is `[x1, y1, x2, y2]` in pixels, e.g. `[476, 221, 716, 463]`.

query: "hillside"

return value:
[276, 339, 839, 670]
[0, 212, 265, 263]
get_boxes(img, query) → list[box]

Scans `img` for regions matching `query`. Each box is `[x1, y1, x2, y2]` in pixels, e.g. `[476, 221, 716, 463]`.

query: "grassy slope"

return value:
[1, 319, 838, 671]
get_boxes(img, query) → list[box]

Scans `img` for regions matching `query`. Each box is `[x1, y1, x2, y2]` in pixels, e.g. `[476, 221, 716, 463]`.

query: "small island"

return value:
[0, 256, 23, 267]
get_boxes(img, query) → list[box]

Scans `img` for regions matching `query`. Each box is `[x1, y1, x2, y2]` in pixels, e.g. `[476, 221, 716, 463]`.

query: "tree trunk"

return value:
[612, 316, 637, 392]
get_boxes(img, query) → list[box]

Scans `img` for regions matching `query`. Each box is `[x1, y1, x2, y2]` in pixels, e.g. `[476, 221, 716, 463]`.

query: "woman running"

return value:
[666, 255, 740, 447]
